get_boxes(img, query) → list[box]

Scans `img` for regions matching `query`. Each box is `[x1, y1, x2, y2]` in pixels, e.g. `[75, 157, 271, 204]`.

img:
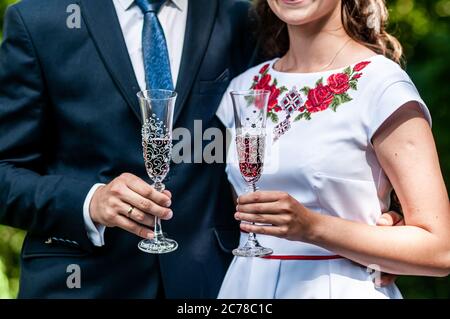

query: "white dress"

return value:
[216, 55, 431, 299]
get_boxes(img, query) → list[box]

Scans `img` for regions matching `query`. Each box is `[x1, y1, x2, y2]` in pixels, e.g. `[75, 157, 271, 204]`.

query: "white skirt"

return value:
[218, 234, 403, 299]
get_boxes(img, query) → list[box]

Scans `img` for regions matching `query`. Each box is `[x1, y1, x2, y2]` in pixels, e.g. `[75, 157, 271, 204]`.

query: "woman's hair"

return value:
[254, 0, 403, 64]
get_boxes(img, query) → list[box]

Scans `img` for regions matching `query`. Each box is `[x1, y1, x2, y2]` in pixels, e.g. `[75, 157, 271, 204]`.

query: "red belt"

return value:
[262, 255, 343, 260]
[239, 232, 343, 260]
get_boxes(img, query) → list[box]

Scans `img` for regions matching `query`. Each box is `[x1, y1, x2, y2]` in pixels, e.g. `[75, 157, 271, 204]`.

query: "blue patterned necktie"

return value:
[135, 0, 174, 91]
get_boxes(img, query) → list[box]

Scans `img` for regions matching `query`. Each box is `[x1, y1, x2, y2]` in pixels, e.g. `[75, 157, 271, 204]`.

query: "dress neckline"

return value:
[269, 54, 383, 77]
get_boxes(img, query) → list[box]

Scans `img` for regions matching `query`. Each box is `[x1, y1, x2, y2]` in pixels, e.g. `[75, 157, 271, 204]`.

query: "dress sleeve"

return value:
[365, 73, 431, 142]
[216, 79, 236, 129]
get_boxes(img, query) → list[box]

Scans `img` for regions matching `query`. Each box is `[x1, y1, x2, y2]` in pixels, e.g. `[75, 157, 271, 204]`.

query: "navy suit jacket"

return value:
[0, 0, 255, 298]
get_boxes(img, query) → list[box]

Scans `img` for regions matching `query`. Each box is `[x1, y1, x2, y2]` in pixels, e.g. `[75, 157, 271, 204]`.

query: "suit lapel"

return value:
[174, 0, 218, 124]
[79, 0, 142, 122]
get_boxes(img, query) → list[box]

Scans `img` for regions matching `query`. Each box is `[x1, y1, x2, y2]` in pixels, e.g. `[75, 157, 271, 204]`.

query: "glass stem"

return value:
[153, 182, 165, 242]
[248, 182, 258, 243]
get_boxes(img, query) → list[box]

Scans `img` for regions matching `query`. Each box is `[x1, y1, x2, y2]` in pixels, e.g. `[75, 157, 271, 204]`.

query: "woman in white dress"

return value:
[216, 0, 450, 299]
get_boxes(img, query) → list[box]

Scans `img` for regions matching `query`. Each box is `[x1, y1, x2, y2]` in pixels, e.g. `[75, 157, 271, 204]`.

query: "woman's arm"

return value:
[236, 102, 450, 277]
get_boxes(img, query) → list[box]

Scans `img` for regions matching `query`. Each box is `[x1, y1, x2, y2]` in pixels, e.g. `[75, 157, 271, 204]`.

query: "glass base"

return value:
[232, 237, 273, 257]
[232, 246, 273, 257]
[138, 238, 178, 254]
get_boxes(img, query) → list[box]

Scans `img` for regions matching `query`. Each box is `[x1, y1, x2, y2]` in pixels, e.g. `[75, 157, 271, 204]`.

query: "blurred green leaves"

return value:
[1, 0, 22, 299]
[0, 226, 24, 298]
[0, 0, 15, 37]
[388, 0, 450, 189]
[0, 0, 449, 299]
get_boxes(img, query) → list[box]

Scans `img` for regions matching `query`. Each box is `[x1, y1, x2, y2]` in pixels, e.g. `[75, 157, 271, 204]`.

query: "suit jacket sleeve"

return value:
[0, 6, 95, 251]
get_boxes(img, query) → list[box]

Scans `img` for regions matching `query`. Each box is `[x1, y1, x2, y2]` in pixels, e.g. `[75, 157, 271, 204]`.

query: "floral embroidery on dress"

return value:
[250, 63, 288, 123]
[249, 60, 372, 142]
[294, 61, 371, 121]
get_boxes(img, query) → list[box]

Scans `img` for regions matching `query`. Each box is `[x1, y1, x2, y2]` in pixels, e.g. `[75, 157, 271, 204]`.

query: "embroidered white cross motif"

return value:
[273, 87, 304, 142]
[280, 87, 303, 115]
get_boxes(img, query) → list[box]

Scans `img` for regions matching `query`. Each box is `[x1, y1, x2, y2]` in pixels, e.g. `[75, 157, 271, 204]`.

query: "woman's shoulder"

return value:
[361, 55, 431, 136]
[363, 55, 413, 85]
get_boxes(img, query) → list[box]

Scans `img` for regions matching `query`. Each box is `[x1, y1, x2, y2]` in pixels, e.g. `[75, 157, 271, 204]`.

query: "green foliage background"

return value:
[0, 0, 449, 298]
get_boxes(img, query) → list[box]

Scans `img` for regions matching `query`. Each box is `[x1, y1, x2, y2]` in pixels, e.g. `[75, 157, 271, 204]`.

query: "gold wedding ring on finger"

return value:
[127, 205, 135, 218]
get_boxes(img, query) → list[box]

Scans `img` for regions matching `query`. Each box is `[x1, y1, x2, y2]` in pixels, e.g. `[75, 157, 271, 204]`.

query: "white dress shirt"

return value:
[83, 0, 188, 247]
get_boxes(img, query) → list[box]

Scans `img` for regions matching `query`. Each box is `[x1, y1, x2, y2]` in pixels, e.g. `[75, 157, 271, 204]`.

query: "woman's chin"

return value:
[273, 11, 315, 27]
[270, 0, 318, 25]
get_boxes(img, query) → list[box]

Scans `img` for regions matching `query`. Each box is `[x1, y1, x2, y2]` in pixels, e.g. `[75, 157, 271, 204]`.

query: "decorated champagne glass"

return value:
[230, 90, 273, 257]
[137, 89, 178, 254]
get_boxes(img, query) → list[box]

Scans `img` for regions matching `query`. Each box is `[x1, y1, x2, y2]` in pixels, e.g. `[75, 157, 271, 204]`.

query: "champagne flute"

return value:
[230, 90, 273, 257]
[136, 89, 178, 254]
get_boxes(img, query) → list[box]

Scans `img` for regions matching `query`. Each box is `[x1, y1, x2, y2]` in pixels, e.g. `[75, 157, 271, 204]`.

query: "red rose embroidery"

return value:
[252, 70, 284, 110]
[268, 84, 281, 110]
[305, 84, 334, 113]
[253, 95, 263, 110]
[259, 64, 270, 75]
[353, 61, 371, 72]
[293, 61, 369, 125]
[327, 73, 350, 94]
[254, 74, 272, 90]
[273, 105, 282, 112]
[250, 65, 289, 120]
[254, 83, 281, 110]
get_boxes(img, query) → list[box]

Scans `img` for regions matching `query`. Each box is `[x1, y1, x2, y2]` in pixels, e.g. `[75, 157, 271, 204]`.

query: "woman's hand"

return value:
[235, 191, 316, 242]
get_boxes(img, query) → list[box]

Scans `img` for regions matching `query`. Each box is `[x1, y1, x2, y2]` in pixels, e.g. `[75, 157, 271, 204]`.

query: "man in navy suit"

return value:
[0, 0, 255, 298]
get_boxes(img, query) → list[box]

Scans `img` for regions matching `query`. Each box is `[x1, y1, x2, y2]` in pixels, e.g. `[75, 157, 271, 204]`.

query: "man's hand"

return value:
[377, 210, 405, 227]
[375, 211, 405, 286]
[90, 173, 173, 239]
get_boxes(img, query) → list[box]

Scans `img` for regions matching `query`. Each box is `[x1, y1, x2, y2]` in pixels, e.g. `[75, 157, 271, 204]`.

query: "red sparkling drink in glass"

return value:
[236, 134, 265, 184]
